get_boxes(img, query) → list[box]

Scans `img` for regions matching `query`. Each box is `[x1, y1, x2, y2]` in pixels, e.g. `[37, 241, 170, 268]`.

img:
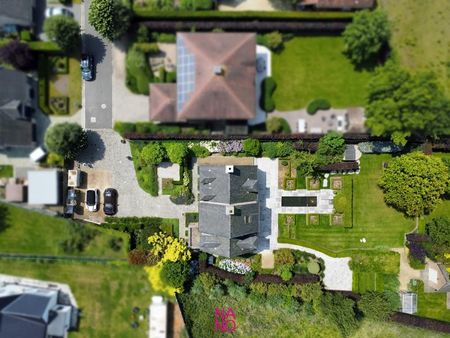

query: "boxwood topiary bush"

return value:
[333, 192, 347, 214]
[260, 77, 277, 112]
[307, 98, 331, 115]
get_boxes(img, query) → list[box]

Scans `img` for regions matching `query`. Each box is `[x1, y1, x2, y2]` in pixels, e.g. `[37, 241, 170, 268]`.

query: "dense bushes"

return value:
[260, 77, 277, 112]
[160, 261, 190, 290]
[126, 45, 153, 95]
[425, 216, 450, 262]
[261, 141, 294, 158]
[190, 144, 210, 158]
[307, 98, 331, 115]
[266, 117, 291, 134]
[179, 0, 213, 10]
[242, 139, 261, 157]
[0, 40, 35, 71]
[114, 121, 181, 136]
[333, 192, 347, 214]
[358, 292, 393, 321]
[257, 31, 283, 52]
[141, 142, 166, 165]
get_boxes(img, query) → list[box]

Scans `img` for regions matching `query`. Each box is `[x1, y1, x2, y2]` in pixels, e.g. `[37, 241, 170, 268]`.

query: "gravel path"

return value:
[391, 247, 422, 291]
[277, 243, 353, 291]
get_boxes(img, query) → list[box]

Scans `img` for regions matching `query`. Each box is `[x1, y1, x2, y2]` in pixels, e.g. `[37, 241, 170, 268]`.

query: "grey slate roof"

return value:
[0, 0, 35, 28]
[0, 294, 51, 338]
[199, 165, 260, 257]
[0, 69, 35, 148]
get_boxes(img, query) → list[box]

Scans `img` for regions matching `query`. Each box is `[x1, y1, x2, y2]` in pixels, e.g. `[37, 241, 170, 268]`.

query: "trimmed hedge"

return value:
[307, 98, 331, 115]
[28, 41, 61, 52]
[126, 45, 154, 95]
[260, 77, 277, 112]
[133, 9, 355, 20]
[390, 312, 450, 333]
[141, 20, 348, 33]
[37, 56, 52, 115]
[114, 121, 181, 137]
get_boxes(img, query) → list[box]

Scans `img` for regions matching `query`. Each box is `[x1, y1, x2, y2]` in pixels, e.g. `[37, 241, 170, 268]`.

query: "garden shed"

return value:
[401, 292, 417, 315]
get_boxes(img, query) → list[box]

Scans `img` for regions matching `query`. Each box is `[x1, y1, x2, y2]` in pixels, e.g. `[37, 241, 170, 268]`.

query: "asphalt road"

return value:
[82, 0, 113, 129]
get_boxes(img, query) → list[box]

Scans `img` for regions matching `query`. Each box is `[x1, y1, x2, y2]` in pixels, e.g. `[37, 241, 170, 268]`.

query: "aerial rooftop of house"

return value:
[0, 69, 35, 149]
[198, 165, 260, 258]
[299, 0, 374, 9]
[0, 0, 35, 32]
[150, 32, 256, 122]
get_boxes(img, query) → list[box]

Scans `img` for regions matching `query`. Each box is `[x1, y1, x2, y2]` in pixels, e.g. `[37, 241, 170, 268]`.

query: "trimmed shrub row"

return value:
[37, 56, 52, 115]
[260, 77, 277, 112]
[307, 98, 331, 115]
[141, 20, 348, 33]
[133, 10, 355, 21]
[390, 312, 450, 333]
[114, 121, 181, 137]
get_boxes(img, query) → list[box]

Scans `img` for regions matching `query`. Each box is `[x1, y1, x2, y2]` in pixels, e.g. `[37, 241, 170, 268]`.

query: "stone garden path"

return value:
[391, 247, 423, 291]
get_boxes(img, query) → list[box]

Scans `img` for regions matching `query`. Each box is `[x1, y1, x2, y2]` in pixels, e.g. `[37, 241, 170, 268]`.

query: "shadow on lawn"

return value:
[0, 204, 10, 233]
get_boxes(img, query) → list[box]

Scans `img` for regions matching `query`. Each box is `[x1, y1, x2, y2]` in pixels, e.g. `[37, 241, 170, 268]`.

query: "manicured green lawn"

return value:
[411, 281, 450, 322]
[0, 203, 128, 258]
[130, 142, 159, 196]
[279, 155, 415, 256]
[0, 260, 150, 338]
[272, 37, 373, 111]
[0, 165, 13, 178]
[380, 0, 450, 96]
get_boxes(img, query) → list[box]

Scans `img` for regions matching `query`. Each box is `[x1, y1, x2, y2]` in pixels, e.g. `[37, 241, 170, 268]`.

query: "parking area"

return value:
[72, 168, 112, 224]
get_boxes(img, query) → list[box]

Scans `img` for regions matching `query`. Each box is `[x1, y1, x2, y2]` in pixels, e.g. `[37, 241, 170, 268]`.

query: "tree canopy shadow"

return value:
[0, 204, 10, 233]
[82, 33, 106, 64]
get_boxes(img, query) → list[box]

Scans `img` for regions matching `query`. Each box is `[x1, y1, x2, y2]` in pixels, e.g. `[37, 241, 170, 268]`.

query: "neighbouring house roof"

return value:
[27, 170, 60, 205]
[300, 0, 374, 9]
[5, 181, 24, 202]
[426, 261, 450, 292]
[0, 294, 51, 338]
[150, 32, 256, 122]
[0, 0, 35, 29]
[0, 69, 35, 149]
[199, 165, 260, 257]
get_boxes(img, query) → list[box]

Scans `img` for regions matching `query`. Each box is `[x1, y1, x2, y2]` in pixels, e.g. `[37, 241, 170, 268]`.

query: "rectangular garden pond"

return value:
[281, 196, 317, 207]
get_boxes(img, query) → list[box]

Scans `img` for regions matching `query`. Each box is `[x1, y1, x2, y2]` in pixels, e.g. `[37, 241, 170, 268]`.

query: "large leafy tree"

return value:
[88, 0, 131, 41]
[343, 9, 390, 66]
[425, 217, 450, 261]
[44, 15, 80, 52]
[320, 293, 358, 337]
[366, 62, 450, 145]
[44, 123, 87, 159]
[379, 152, 449, 217]
[0, 40, 35, 71]
[315, 131, 346, 166]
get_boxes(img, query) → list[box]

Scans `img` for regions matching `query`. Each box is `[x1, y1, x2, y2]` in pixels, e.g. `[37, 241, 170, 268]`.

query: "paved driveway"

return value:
[82, 0, 113, 129]
[75, 130, 198, 237]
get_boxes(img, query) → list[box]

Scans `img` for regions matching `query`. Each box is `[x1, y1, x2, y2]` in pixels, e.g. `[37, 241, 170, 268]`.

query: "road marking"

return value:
[90, 117, 96, 123]
[101, 104, 107, 109]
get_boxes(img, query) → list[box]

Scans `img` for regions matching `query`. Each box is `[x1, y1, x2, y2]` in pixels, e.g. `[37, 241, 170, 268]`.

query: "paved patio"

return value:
[268, 107, 366, 133]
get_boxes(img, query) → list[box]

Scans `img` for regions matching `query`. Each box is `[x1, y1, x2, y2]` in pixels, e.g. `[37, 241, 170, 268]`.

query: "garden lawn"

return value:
[179, 289, 449, 338]
[130, 141, 158, 196]
[278, 155, 415, 256]
[0, 260, 150, 338]
[380, 0, 450, 96]
[412, 281, 450, 322]
[0, 203, 128, 258]
[0, 165, 13, 178]
[48, 56, 82, 115]
[272, 37, 373, 110]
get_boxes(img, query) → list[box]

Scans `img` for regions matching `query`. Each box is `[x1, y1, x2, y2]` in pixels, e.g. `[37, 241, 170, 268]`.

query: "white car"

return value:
[85, 189, 99, 212]
[45, 7, 73, 18]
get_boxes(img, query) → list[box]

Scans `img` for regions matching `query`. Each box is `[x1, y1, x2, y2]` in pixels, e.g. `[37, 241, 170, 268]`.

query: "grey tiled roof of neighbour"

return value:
[0, 69, 35, 148]
[150, 32, 256, 122]
[199, 165, 260, 257]
[0, 0, 35, 28]
[300, 0, 374, 9]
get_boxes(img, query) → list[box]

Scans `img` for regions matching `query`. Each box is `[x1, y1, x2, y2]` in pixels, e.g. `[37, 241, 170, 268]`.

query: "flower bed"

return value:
[218, 259, 252, 275]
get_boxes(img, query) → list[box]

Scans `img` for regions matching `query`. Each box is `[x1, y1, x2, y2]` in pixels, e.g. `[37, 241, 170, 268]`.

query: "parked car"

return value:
[80, 54, 94, 81]
[85, 189, 99, 212]
[103, 188, 117, 215]
[45, 7, 73, 17]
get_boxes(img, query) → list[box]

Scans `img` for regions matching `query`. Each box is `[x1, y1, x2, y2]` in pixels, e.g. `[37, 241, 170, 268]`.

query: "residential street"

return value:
[81, 0, 113, 129]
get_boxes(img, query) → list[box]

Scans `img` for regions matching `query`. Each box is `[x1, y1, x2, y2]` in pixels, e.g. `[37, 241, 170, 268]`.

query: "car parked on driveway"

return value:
[86, 189, 99, 212]
[45, 7, 73, 17]
[80, 54, 94, 81]
[103, 188, 117, 215]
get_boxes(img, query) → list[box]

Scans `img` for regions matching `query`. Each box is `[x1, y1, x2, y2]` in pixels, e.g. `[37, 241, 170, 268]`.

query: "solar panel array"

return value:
[177, 36, 196, 112]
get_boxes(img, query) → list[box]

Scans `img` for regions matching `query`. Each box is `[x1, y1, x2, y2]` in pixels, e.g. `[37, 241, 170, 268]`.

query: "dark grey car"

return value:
[81, 54, 94, 81]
